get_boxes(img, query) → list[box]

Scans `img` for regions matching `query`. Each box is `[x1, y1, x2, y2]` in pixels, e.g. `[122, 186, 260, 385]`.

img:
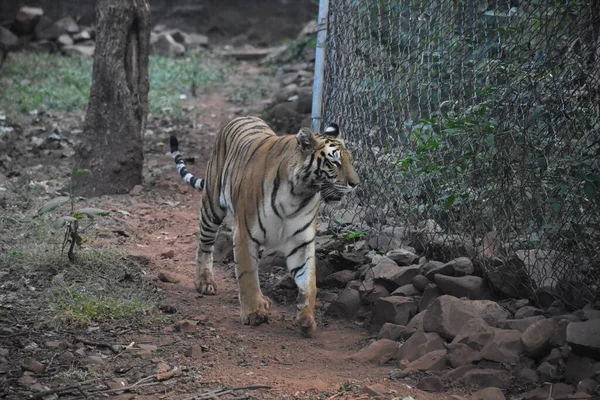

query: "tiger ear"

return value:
[296, 127, 317, 152]
[324, 123, 340, 137]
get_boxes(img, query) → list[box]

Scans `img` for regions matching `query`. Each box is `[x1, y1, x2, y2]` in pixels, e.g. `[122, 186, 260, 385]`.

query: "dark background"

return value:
[0, 0, 319, 45]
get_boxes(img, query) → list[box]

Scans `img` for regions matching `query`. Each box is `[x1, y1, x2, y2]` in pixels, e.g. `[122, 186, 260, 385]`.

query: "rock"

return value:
[401, 311, 425, 340]
[324, 270, 356, 288]
[577, 378, 598, 394]
[44, 340, 68, 350]
[412, 232, 476, 261]
[105, 378, 128, 390]
[20, 358, 45, 373]
[361, 384, 387, 398]
[371, 296, 417, 327]
[518, 368, 539, 384]
[170, 30, 209, 49]
[363, 258, 400, 287]
[73, 29, 92, 42]
[421, 260, 444, 275]
[434, 275, 484, 300]
[425, 257, 474, 279]
[327, 287, 361, 318]
[390, 266, 422, 288]
[391, 284, 419, 297]
[462, 369, 511, 389]
[57, 33, 73, 46]
[386, 249, 420, 266]
[499, 315, 546, 332]
[537, 361, 558, 381]
[82, 355, 104, 365]
[479, 328, 523, 364]
[412, 275, 430, 292]
[274, 275, 296, 289]
[158, 303, 177, 314]
[469, 387, 505, 400]
[378, 323, 405, 341]
[357, 280, 390, 305]
[152, 32, 185, 57]
[419, 284, 442, 311]
[566, 319, 600, 359]
[157, 270, 181, 283]
[0, 27, 19, 48]
[576, 309, 600, 321]
[487, 255, 535, 299]
[259, 250, 286, 273]
[521, 318, 554, 357]
[515, 306, 544, 319]
[520, 387, 551, 400]
[404, 349, 447, 371]
[423, 295, 510, 341]
[224, 47, 279, 61]
[441, 365, 477, 381]
[175, 320, 197, 333]
[12, 7, 44, 35]
[397, 329, 446, 362]
[349, 339, 398, 364]
[553, 383, 576, 397]
[36, 16, 79, 40]
[18, 374, 38, 387]
[417, 376, 444, 392]
[447, 343, 482, 367]
[368, 226, 408, 251]
[185, 345, 204, 358]
[564, 354, 600, 384]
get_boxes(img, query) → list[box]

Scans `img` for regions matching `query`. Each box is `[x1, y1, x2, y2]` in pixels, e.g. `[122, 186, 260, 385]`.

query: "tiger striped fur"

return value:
[170, 116, 359, 336]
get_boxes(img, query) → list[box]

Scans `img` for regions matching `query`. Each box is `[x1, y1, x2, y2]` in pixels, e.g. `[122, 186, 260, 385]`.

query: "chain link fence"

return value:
[320, 0, 600, 308]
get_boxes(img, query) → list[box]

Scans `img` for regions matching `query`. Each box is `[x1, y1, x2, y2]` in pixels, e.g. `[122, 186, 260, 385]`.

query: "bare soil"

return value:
[0, 58, 464, 400]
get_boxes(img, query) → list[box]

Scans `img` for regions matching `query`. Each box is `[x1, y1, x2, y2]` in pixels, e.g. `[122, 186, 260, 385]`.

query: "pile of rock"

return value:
[0, 6, 209, 58]
[258, 215, 600, 398]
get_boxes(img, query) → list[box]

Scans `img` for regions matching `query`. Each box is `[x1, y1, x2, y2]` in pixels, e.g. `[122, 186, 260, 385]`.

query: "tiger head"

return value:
[295, 123, 360, 203]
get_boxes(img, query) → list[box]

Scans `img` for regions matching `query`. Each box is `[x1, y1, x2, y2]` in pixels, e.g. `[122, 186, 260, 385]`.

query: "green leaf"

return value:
[77, 208, 110, 217]
[39, 196, 70, 214]
[584, 181, 596, 200]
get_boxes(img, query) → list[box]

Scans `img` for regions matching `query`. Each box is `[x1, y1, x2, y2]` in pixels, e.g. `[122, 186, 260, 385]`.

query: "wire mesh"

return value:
[322, 0, 600, 308]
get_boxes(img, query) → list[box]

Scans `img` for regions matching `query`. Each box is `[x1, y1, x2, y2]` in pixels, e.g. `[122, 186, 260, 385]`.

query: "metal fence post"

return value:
[311, 0, 330, 133]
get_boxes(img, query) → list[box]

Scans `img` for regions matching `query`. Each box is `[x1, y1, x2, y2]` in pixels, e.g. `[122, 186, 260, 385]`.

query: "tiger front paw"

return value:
[194, 271, 217, 295]
[240, 295, 272, 326]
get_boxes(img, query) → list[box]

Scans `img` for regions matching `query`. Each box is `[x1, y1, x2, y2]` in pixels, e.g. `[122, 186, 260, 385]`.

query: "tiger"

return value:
[169, 116, 359, 337]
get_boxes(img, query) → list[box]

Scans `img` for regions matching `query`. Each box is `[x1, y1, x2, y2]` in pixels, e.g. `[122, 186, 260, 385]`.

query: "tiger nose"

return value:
[348, 179, 359, 188]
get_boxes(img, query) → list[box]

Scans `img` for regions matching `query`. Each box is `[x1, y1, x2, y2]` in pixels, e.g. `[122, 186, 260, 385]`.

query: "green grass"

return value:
[0, 50, 223, 117]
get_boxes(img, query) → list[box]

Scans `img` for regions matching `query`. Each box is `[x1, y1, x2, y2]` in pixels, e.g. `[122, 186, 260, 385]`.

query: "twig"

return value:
[31, 378, 102, 399]
[89, 381, 160, 396]
[75, 336, 122, 353]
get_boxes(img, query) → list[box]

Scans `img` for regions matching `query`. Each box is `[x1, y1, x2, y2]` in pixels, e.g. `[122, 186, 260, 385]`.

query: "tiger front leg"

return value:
[234, 229, 271, 326]
[286, 240, 318, 337]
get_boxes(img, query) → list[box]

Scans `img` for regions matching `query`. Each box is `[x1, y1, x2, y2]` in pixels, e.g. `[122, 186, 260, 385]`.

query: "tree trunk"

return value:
[71, 0, 150, 197]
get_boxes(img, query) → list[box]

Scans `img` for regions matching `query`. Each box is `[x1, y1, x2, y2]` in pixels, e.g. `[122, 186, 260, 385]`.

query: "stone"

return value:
[424, 257, 474, 279]
[105, 378, 128, 390]
[397, 329, 446, 362]
[368, 226, 408, 251]
[520, 387, 550, 400]
[152, 32, 185, 57]
[468, 387, 505, 400]
[158, 270, 181, 283]
[324, 270, 356, 288]
[82, 355, 104, 365]
[537, 361, 558, 381]
[401, 311, 425, 340]
[447, 343, 482, 367]
[357, 280, 390, 305]
[386, 248, 419, 266]
[412, 274, 430, 292]
[404, 349, 447, 371]
[417, 376, 444, 392]
[274, 275, 296, 289]
[462, 369, 511, 389]
[564, 354, 600, 384]
[566, 319, 600, 359]
[521, 318, 554, 357]
[361, 384, 387, 398]
[20, 358, 44, 373]
[419, 284, 442, 311]
[499, 316, 546, 332]
[479, 328, 523, 364]
[487, 255, 535, 299]
[61, 44, 95, 57]
[0, 26, 19, 48]
[18, 374, 38, 386]
[327, 287, 361, 318]
[36, 16, 79, 40]
[57, 33, 73, 46]
[130, 184, 144, 196]
[185, 345, 204, 358]
[170, 30, 209, 49]
[73, 29, 92, 42]
[349, 339, 398, 364]
[552, 383, 575, 397]
[223, 47, 277, 61]
[44, 340, 68, 350]
[518, 368, 539, 384]
[441, 365, 477, 381]
[12, 6, 44, 35]
[434, 275, 484, 300]
[175, 320, 197, 334]
[390, 266, 422, 288]
[577, 378, 598, 394]
[514, 306, 544, 319]
[568, 393, 592, 399]
[423, 295, 510, 341]
[391, 284, 419, 297]
[363, 258, 401, 289]
[371, 296, 417, 327]
[378, 323, 405, 341]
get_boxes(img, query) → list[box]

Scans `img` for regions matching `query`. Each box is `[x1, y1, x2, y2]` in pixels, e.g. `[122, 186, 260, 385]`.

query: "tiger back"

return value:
[170, 116, 359, 336]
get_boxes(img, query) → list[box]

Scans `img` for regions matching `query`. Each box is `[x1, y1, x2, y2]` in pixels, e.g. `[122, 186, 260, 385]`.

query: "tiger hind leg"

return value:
[195, 195, 225, 295]
[233, 224, 271, 326]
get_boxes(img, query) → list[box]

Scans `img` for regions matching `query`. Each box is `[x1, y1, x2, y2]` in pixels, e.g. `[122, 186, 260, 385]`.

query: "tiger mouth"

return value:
[322, 192, 343, 203]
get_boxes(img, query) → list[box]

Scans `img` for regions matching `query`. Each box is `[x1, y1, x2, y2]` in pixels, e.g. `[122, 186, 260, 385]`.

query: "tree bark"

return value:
[71, 0, 150, 197]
